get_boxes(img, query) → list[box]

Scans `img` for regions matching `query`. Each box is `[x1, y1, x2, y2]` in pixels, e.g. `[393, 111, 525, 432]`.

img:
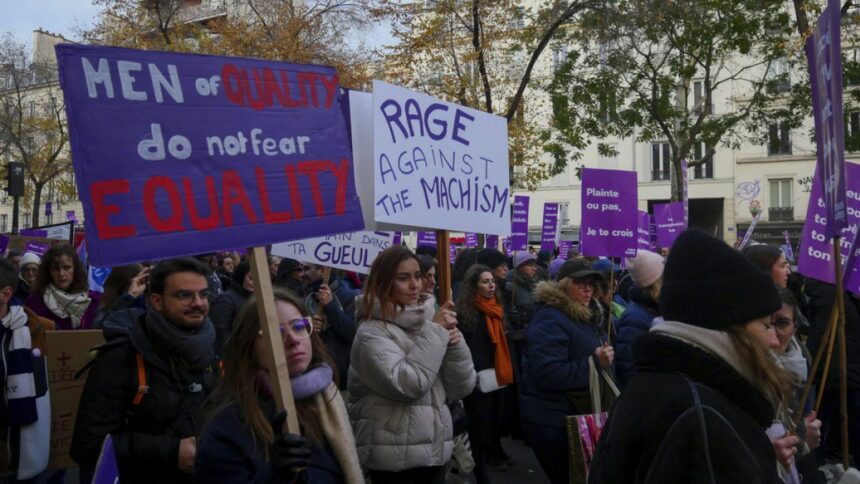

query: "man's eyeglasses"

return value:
[168, 290, 210, 303]
[572, 280, 594, 290]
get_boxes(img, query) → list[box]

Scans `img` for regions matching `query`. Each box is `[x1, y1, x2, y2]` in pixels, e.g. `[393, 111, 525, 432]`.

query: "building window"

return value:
[552, 44, 569, 74]
[692, 142, 714, 179]
[509, 7, 525, 29]
[21, 213, 29, 229]
[651, 142, 671, 181]
[766, 58, 791, 93]
[692, 80, 712, 115]
[846, 111, 860, 152]
[0, 215, 6, 233]
[769, 178, 793, 221]
[768, 122, 791, 155]
[558, 201, 571, 226]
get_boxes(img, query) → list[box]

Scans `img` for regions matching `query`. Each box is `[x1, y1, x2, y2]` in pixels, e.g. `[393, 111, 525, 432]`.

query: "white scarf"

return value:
[43, 284, 91, 329]
[651, 320, 756, 385]
[314, 383, 364, 484]
[776, 336, 808, 383]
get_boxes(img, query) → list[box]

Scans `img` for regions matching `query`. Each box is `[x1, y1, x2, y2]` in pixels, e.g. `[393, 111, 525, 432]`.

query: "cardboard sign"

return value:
[271, 231, 398, 275]
[372, 81, 510, 234]
[46, 330, 104, 468]
[56, 44, 364, 266]
[579, 168, 638, 257]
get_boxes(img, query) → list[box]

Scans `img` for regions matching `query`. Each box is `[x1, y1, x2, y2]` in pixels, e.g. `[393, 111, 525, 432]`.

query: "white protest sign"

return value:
[272, 231, 397, 274]
[372, 81, 510, 235]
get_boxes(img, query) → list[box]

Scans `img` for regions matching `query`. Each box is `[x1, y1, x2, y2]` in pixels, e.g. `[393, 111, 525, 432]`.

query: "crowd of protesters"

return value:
[0, 228, 858, 483]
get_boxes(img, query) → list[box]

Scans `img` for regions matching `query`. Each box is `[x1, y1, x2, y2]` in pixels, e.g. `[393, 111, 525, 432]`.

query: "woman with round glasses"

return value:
[519, 258, 615, 483]
[348, 246, 476, 484]
[195, 288, 363, 483]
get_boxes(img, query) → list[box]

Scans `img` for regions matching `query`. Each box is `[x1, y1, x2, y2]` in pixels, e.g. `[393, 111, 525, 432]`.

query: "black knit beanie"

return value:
[659, 229, 781, 330]
[477, 248, 508, 269]
[231, 261, 251, 286]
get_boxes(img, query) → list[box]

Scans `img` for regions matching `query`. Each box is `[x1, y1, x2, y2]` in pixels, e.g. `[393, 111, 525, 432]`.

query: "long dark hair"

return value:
[99, 264, 143, 311]
[456, 264, 499, 331]
[34, 245, 87, 296]
[207, 288, 336, 455]
[742, 244, 782, 274]
[361, 246, 418, 321]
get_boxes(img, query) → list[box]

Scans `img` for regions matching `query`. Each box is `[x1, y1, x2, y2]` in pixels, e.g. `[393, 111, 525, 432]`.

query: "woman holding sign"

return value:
[25, 245, 98, 330]
[348, 246, 476, 484]
[195, 288, 363, 483]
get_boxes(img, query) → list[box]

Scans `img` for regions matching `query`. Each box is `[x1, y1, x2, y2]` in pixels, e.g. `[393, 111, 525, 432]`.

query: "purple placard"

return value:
[56, 44, 363, 266]
[654, 201, 687, 249]
[450, 244, 457, 263]
[465, 233, 479, 248]
[392, 231, 402, 246]
[806, 0, 847, 237]
[502, 237, 511, 255]
[559, 240, 574, 259]
[66, 210, 78, 224]
[511, 196, 530, 251]
[540, 203, 560, 253]
[24, 241, 49, 258]
[93, 435, 119, 484]
[798, 162, 860, 285]
[19, 229, 48, 238]
[485, 234, 499, 250]
[417, 231, 437, 248]
[637, 210, 651, 251]
[45, 201, 52, 216]
[579, 168, 638, 257]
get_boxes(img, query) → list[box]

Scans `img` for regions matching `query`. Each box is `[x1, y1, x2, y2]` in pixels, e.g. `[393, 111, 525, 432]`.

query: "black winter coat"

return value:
[589, 332, 780, 484]
[70, 316, 219, 484]
[209, 286, 251, 355]
[804, 279, 860, 390]
[303, 281, 356, 389]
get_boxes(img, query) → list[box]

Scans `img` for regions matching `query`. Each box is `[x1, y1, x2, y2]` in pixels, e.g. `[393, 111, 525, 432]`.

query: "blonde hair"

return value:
[726, 326, 794, 409]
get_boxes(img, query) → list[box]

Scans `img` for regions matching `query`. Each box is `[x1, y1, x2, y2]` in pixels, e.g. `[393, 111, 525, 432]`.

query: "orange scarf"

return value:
[474, 296, 514, 386]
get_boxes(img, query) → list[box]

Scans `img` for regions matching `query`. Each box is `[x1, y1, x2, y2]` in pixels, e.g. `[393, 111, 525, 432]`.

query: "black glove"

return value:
[270, 412, 312, 482]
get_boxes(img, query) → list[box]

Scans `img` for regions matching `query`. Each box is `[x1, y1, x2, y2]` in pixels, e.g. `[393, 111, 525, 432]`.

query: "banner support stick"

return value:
[795, 303, 838, 428]
[832, 236, 850, 468]
[436, 230, 452, 305]
[249, 246, 300, 434]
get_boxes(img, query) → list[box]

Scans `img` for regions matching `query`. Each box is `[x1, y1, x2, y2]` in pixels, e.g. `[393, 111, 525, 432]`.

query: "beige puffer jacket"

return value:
[347, 295, 476, 472]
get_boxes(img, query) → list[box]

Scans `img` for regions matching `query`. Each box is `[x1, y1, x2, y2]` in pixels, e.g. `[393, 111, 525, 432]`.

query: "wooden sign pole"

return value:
[249, 246, 300, 434]
[832, 237, 850, 468]
[436, 230, 452, 305]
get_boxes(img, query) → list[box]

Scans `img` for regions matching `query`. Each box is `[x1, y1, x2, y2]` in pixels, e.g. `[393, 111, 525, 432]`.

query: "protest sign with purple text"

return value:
[579, 168, 638, 257]
[417, 231, 438, 248]
[511, 195, 530, 251]
[654, 202, 687, 248]
[57, 45, 363, 266]
[559, 240, 574, 259]
[637, 211, 651, 251]
[798, 162, 860, 286]
[806, 0, 848, 237]
[272, 231, 398, 274]
[465, 233, 479, 248]
[372, 81, 510, 235]
[486, 234, 499, 250]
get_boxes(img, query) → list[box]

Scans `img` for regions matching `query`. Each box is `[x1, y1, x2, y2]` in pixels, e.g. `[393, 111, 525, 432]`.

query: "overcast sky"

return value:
[0, 0, 102, 48]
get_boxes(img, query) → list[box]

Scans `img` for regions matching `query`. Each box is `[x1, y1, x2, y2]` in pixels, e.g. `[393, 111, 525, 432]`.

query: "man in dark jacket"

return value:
[301, 264, 356, 389]
[71, 258, 219, 484]
[209, 261, 253, 355]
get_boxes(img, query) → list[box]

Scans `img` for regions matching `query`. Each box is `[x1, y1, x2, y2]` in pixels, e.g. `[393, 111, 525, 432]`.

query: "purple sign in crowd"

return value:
[465, 233, 479, 248]
[654, 201, 687, 249]
[486, 234, 499, 251]
[637, 211, 652, 251]
[540, 203, 559, 253]
[417, 231, 438, 248]
[510, 196, 530, 251]
[559, 240, 574, 260]
[579, 168, 638, 258]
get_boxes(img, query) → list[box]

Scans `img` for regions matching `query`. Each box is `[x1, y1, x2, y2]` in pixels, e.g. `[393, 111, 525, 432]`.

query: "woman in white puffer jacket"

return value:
[348, 246, 476, 484]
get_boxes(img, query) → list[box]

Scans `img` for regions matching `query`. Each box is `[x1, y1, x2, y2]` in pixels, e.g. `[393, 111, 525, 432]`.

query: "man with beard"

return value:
[71, 258, 218, 484]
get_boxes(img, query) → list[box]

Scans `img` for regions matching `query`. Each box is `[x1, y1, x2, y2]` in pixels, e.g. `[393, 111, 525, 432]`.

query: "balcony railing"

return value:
[769, 206, 794, 222]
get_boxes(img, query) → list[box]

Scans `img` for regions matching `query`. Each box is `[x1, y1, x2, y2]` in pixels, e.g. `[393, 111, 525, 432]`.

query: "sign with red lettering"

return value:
[372, 81, 510, 235]
[56, 45, 364, 265]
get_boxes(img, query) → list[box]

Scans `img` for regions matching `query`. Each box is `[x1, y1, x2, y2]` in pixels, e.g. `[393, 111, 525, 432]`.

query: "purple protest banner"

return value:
[511, 196, 530, 251]
[393, 231, 402, 246]
[540, 203, 560, 253]
[56, 44, 363, 266]
[654, 201, 687, 249]
[798, 162, 860, 286]
[65, 211, 78, 224]
[637, 211, 651, 251]
[806, 0, 847, 237]
[19, 229, 48, 238]
[417, 231, 437, 248]
[465, 233, 479, 248]
[24, 241, 49, 258]
[486, 234, 499, 250]
[579, 168, 638, 257]
[559, 240, 573, 260]
[502, 237, 511, 255]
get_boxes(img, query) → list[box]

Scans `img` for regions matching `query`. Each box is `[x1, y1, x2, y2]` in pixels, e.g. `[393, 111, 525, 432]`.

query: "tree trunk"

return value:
[31, 182, 43, 228]
[671, 156, 684, 202]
